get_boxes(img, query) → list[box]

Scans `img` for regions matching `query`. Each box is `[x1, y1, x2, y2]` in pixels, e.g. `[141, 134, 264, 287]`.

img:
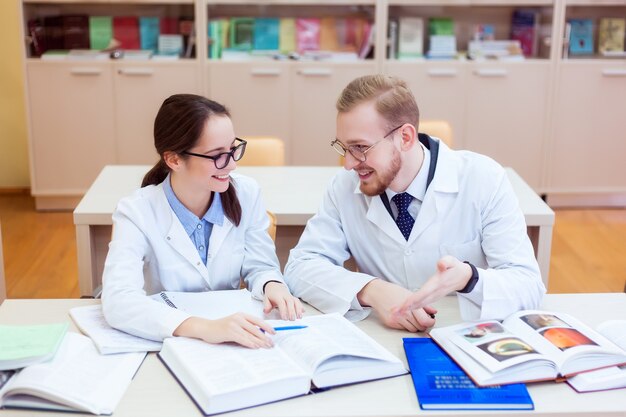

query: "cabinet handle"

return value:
[250, 68, 281, 76]
[427, 68, 458, 77]
[117, 68, 154, 76]
[474, 68, 508, 77]
[297, 68, 332, 77]
[602, 69, 626, 77]
[70, 68, 102, 76]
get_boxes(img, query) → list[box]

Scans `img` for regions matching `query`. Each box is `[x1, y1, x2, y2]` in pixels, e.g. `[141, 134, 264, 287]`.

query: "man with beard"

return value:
[284, 74, 545, 332]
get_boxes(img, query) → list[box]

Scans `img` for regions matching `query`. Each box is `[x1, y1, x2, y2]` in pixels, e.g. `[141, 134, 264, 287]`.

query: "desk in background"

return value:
[74, 165, 554, 297]
[0, 293, 624, 417]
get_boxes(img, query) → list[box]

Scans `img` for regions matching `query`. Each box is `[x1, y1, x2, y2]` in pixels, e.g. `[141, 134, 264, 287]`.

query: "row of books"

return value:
[208, 17, 374, 61]
[389, 10, 544, 61]
[27, 15, 195, 58]
[566, 18, 626, 58]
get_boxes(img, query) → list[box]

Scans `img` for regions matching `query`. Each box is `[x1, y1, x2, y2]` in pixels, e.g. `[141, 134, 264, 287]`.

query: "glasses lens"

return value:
[215, 153, 230, 169]
[348, 147, 366, 162]
[331, 141, 346, 156]
[232, 143, 245, 161]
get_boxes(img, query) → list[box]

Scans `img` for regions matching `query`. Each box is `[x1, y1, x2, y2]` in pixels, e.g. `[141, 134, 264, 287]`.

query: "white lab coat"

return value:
[102, 173, 283, 341]
[284, 140, 545, 321]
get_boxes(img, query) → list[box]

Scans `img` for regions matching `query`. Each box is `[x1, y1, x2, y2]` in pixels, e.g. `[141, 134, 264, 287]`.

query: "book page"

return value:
[597, 320, 626, 351]
[271, 314, 401, 374]
[1, 332, 145, 414]
[161, 337, 308, 395]
[504, 311, 626, 373]
[0, 323, 68, 370]
[439, 320, 548, 374]
[70, 305, 162, 354]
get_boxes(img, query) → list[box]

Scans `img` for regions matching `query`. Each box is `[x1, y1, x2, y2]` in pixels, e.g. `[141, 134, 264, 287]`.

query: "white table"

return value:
[73, 165, 554, 297]
[1, 293, 625, 416]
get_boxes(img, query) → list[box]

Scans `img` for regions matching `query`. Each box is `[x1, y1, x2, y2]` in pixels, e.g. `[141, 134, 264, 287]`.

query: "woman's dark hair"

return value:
[142, 94, 241, 226]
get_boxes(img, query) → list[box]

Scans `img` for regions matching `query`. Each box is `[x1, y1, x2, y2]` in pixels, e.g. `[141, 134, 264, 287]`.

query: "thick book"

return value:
[254, 18, 280, 51]
[0, 332, 146, 415]
[159, 313, 407, 415]
[510, 9, 539, 57]
[113, 16, 140, 50]
[139, 17, 160, 52]
[404, 338, 533, 410]
[398, 17, 424, 60]
[567, 320, 626, 392]
[70, 305, 162, 354]
[62, 14, 90, 50]
[430, 310, 626, 387]
[0, 323, 68, 370]
[89, 16, 112, 50]
[598, 18, 626, 56]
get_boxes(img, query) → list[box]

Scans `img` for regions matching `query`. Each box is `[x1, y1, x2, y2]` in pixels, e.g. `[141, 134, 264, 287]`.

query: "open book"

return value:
[0, 332, 146, 415]
[0, 322, 68, 370]
[430, 310, 626, 387]
[159, 313, 407, 415]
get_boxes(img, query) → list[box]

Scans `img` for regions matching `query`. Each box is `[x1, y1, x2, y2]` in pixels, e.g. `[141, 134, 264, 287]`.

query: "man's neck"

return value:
[389, 144, 425, 193]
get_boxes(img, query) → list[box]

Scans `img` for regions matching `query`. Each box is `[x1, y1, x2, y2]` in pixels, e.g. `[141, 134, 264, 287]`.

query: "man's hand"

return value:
[263, 281, 304, 321]
[357, 279, 437, 332]
[393, 256, 472, 316]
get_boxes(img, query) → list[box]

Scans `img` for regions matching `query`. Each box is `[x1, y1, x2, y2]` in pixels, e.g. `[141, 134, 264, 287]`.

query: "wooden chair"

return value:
[419, 120, 454, 148]
[238, 137, 285, 166]
[0, 222, 6, 304]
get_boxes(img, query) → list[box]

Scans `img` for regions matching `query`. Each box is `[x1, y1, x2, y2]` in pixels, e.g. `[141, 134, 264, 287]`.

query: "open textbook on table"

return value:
[159, 313, 407, 415]
[430, 310, 626, 387]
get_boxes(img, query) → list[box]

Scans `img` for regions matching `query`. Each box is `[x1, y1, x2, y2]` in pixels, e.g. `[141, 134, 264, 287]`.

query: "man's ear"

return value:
[163, 151, 182, 171]
[399, 124, 417, 151]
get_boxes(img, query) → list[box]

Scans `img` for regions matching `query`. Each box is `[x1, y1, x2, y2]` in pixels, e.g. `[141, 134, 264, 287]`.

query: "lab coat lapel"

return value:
[365, 193, 407, 245]
[208, 217, 234, 258]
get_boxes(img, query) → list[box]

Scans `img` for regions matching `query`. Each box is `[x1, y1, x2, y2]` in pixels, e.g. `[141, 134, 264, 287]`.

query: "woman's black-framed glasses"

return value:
[182, 138, 247, 169]
[330, 125, 403, 162]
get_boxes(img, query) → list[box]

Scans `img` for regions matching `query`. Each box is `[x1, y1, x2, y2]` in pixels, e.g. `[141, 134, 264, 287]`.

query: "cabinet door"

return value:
[290, 63, 377, 166]
[384, 62, 467, 150]
[27, 62, 116, 194]
[465, 62, 549, 189]
[549, 62, 626, 191]
[114, 62, 200, 164]
[207, 62, 291, 162]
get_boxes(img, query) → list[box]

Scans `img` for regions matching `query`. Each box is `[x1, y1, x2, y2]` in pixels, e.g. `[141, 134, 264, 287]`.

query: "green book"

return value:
[89, 16, 112, 50]
[229, 17, 255, 51]
[429, 17, 454, 36]
[0, 322, 68, 370]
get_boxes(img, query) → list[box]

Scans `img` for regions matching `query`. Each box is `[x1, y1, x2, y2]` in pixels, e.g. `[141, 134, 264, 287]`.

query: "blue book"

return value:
[139, 17, 160, 52]
[403, 338, 534, 410]
[569, 19, 594, 55]
[253, 18, 280, 51]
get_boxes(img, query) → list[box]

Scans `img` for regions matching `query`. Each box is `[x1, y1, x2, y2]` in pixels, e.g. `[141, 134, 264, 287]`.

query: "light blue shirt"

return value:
[163, 175, 224, 265]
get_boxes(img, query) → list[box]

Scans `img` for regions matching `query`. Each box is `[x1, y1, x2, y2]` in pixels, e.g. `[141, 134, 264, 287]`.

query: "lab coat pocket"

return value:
[440, 236, 485, 264]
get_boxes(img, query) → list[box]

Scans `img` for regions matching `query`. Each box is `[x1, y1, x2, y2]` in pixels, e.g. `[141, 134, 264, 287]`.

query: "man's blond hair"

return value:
[336, 74, 419, 130]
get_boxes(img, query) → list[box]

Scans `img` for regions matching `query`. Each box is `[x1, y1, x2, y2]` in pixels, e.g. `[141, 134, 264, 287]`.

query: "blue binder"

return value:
[403, 338, 534, 410]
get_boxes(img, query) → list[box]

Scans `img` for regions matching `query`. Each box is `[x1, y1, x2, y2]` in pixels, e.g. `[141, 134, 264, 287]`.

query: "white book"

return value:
[430, 310, 626, 387]
[70, 305, 162, 354]
[398, 17, 423, 59]
[159, 313, 407, 415]
[0, 332, 146, 415]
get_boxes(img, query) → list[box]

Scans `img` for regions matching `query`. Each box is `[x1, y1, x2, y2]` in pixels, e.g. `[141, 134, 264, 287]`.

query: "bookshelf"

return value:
[19, 0, 626, 209]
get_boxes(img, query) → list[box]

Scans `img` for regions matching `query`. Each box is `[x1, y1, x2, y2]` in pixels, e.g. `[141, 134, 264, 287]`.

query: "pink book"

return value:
[296, 18, 321, 53]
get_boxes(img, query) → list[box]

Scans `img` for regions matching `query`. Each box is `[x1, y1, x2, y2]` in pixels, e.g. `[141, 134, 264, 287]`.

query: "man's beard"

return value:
[358, 149, 401, 196]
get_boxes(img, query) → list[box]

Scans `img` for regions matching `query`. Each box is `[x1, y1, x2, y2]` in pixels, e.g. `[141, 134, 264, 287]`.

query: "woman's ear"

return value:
[163, 151, 182, 171]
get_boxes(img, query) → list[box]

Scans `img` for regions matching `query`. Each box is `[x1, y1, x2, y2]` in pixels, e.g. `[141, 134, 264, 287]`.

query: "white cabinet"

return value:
[465, 62, 549, 189]
[207, 62, 292, 162]
[26, 61, 117, 204]
[548, 61, 626, 192]
[114, 62, 200, 165]
[290, 63, 377, 166]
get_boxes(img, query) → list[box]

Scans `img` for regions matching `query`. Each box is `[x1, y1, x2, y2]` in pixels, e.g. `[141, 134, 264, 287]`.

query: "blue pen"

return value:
[273, 325, 308, 331]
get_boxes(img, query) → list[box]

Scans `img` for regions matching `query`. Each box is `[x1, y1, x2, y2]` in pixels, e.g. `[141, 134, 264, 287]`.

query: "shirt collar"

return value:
[163, 174, 225, 237]
[385, 142, 430, 202]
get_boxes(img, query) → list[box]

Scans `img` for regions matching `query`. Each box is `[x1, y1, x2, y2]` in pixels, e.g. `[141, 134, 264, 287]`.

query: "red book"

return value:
[113, 16, 140, 50]
[160, 17, 179, 35]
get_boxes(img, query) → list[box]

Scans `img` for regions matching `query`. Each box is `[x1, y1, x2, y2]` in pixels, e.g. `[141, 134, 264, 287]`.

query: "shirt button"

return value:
[199, 245, 204, 250]
[404, 249, 412, 256]
[196, 262, 201, 266]
[166, 236, 171, 240]
[197, 224, 202, 229]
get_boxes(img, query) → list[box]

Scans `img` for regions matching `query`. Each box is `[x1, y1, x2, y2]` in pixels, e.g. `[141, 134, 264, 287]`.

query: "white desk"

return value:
[73, 165, 554, 297]
[1, 293, 625, 417]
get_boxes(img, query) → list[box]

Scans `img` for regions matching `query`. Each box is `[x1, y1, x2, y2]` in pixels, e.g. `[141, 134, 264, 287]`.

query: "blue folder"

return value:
[403, 338, 534, 410]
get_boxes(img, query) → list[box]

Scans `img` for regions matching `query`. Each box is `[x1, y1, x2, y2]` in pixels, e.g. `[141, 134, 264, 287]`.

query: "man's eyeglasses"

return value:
[330, 125, 403, 162]
[182, 138, 247, 169]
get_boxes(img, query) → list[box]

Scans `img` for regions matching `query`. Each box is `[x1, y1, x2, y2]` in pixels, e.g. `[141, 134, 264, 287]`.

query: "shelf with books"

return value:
[561, 4, 625, 60]
[205, 3, 377, 62]
[386, 4, 554, 61]
[23, 2, 197, 60]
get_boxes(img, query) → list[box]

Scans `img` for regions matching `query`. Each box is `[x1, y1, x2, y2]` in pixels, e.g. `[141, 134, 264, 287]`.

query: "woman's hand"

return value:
[174, 314, 276, 349]
[263, 282, 304, 321]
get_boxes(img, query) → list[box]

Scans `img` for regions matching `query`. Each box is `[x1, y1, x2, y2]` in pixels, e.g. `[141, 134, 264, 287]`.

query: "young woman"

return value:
[102, 94, 303, 349]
